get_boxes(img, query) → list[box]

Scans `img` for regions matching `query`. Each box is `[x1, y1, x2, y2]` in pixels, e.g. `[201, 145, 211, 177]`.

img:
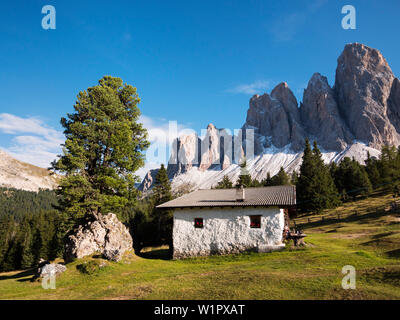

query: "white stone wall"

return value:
[172, 206, 285, 259]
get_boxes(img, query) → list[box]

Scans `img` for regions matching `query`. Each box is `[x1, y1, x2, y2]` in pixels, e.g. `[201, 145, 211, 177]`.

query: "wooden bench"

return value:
[287, 232, 307, 246]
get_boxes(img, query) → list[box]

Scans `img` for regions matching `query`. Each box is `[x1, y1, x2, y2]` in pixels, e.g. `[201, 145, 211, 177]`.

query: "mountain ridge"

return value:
[0, 149, 58, 192]
[139, 43, 400, 192]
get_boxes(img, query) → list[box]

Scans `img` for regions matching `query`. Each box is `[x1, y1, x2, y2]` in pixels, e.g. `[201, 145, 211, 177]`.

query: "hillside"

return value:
[0, 191, 399, 300]
[0, 187, 58, 221]
[0, 149, 58, 192]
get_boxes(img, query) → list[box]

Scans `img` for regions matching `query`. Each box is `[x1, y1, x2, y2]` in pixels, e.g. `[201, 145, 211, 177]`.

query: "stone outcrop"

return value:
[64, 213, 133, 262]
[301, 73, 353, 150]
[388, 78, 400, 133]
[139, 123, 245, 192]
[243, 82, 306, 152]
[138, 168, 159, 193]
[334, 43, 400, 149]
[199, 124, 221, 171]
[168, 132, 202, 177]
[198, 124, 239, 171]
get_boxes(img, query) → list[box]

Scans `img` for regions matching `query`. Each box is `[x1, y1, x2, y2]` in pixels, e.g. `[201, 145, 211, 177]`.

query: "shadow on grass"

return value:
[0, 268, 35, 281]
[386, 248, 400, 258]
[138, 248, 171, 260]
[297, 209, 396, 230]
[371, 232, 394, 239]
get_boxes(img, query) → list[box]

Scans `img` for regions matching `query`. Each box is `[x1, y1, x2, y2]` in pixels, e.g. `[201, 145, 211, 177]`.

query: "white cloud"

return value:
[0, 113, 64, 168]
[0, 113, 195, 180]
[0, 113, 61, 137]
[227, 80, 271, 95]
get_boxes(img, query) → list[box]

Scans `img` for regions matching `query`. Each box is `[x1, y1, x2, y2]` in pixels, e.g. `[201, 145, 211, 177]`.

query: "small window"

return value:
[194, 218, 203, 228]
[250, 215, 261, 228]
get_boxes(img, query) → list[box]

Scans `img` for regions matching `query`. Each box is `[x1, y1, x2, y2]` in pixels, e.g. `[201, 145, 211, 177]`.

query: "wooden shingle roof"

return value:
[156, 185, 296, 209]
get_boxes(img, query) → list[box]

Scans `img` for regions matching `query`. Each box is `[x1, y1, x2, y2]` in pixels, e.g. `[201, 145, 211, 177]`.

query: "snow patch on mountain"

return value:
[169, 142, 380, 190]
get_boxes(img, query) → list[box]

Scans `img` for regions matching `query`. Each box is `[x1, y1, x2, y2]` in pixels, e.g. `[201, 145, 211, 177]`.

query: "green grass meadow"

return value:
[0, 192, 399, 300]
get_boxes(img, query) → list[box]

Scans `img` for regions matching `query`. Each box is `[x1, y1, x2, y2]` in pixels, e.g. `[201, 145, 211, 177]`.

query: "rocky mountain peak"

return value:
[301, 72, 353, 151]
[307, 73, 330, 91]
[244, 82, 305, 152]
[335, 43, 400, 149]
[339, 43, 393, 75]
[167, 132, 201, 178]
[199, 123, 221, 171]
[242, 43, 400, 153]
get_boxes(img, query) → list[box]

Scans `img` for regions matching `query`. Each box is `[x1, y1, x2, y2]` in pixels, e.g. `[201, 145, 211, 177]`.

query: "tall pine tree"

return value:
[236, 157, 252, 187]
[271, 167, 290, 186]
[263, 172, 273, 186]
[332, 157, 372, 199]
[297, 139, 340, 213]
[151, 164, 173, 246]
[365, 151, 380, 188]
[51, 76, 149, 223]
[215, 175, 233, 189]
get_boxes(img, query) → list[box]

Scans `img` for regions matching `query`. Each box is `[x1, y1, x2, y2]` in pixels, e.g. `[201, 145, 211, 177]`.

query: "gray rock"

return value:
[168, 132, 202, 176]
[243, 82, 306, 152]
[64, 212, 133, 262]
[137, 168, 159, 192]
[199, 124, 227, 171]
[36, 262, 66, 279]
[388, 78, 400, 133]
[301, 73, 353, 151]
[334, 43, 400, 148]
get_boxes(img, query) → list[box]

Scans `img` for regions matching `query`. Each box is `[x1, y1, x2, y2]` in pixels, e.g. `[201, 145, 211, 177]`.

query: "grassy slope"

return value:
[0, 192, 399, 300]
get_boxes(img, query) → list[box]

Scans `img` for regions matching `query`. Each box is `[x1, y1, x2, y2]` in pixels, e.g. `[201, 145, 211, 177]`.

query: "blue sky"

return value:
[0, 0, 399, 177]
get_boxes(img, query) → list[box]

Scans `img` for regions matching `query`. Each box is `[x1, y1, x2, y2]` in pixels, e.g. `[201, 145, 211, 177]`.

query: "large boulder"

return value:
[64, 213, 133, 262]
[33, 259, 67, 280]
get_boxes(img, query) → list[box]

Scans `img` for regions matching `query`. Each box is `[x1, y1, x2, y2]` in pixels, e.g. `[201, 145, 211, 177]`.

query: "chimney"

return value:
[236, 185, 245, 202]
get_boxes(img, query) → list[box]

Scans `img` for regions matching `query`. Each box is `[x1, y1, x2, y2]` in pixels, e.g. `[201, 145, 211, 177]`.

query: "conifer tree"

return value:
[51, 76, 149, 223]
[152, 164, 172, 206]
[297, 139, 340, 213]
[250, 179, 263, 187]
[271, 167, 290, 186]
[263, 172, 273, 186]
[215, 175, 233, 189]
[236, 157, 252, 187]
[379, 145, 400, 189]
[365, 152, 380, 188]
[290, 171, 299, 185]
[20, 219, 34, 269]
[151, 164, 173, 246]
[332, 157, 372, 199]
[0, 216, 13, 270]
